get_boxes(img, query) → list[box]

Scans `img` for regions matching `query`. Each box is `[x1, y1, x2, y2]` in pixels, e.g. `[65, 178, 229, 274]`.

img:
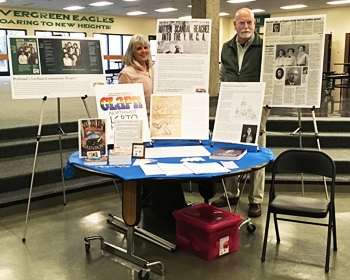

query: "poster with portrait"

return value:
[94, 83, 151, 145]
[7, 36, 105, 99]
[212, 82, 265, 145]
[150, 94, 209, 140]
[261, 15, 325, 108]
[154, 19, 211, 94]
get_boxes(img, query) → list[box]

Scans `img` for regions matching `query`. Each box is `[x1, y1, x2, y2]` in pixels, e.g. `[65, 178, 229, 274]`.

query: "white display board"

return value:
[8, 36, 105, 99]
[150, 94, 209, 140]
[154, 19, 211, 94]
[94, 84, 151, 145]
[261, 15, 326, 108]
[212, 82, 265, 145]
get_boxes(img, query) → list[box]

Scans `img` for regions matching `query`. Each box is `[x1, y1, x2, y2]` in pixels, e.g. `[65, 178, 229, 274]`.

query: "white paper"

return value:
[261, 15, 325, 108]
[220, 161, 239, 169]
[133, 159, 158, 166]
[212, 82, 265, 144]
[7, 36, 105, 99]
[154, 19, 211, 95]
[114, 119, 142, 149]
[183, 162, 230, 174]
[145, 146, 210, 158]
[150, 94, 209, 140]
[94, 84, 151, 144]
[140, 164, 165, 176]
[157, 163, 193, 176]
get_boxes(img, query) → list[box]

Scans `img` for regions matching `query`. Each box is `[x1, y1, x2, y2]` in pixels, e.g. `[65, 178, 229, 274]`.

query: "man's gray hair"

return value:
[122, 34, 153, 67]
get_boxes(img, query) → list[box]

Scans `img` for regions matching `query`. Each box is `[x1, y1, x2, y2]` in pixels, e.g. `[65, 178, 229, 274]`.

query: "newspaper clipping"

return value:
[150, 94, 209, 140]
[212, 82, 265, 145]
[8, 36, 105, 99]
[154, 19, 211, 94]
[261, 15, 325, 108]
[94, 84, 151, 144]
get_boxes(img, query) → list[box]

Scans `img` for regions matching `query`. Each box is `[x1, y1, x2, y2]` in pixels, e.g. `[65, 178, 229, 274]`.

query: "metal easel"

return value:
[22, 95, 92, 242]
[269, 106, 329, 199]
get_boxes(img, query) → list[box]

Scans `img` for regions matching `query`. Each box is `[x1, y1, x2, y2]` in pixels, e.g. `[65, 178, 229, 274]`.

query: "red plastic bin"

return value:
[173, 203, 243, 261]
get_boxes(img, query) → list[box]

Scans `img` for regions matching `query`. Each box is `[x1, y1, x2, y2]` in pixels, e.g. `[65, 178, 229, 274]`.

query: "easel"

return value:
[22, 95, 92, 242]
[269, 106, 329, 199]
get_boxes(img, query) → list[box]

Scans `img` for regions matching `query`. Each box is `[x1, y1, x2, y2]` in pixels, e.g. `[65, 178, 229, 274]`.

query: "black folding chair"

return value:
[261, 149, 337, 272]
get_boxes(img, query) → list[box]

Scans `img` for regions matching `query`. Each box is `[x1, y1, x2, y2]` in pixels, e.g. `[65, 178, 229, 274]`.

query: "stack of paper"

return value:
[109, 149, 131, 165]
[183, 162, 230, 174]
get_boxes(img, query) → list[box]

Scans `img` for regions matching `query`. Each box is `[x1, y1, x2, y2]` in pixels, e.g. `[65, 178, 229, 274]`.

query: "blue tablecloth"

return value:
[64, 139, 275, 181]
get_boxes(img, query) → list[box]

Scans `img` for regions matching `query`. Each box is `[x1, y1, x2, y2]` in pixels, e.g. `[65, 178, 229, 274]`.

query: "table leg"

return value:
[84, 180, 164, 276]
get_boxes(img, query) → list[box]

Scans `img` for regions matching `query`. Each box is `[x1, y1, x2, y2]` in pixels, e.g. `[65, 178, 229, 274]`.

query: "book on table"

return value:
[209, 148, 247, 161]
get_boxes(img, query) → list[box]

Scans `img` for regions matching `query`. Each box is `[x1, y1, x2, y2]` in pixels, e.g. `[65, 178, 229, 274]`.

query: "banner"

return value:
[154, 19, 211, 94]
[95, 84, 151, 144]
[261, 15, 326, 108]
[8, 36, 105, 99]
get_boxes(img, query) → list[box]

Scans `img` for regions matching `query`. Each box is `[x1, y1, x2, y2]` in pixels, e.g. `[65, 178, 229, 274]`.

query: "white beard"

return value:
[239, 29, 252, 39]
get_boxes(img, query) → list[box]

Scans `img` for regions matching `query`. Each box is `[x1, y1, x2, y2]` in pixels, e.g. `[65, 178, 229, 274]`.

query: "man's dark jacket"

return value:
[220, 31, 263, 82]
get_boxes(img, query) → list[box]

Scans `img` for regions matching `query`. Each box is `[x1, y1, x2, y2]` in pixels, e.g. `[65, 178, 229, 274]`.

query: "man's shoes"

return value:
[211, 195, 240, 207]
[248, 203, 261, 217]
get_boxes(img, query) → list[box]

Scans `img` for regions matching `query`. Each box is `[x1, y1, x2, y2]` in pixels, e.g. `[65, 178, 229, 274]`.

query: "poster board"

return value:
[154, 19, 211, 94]
[150, 94, 209, 140]
[261, 15, 326, 108]
[7, 36, 105, 99]
[212, 82, 265, 145]
[94, 84, 151, 145]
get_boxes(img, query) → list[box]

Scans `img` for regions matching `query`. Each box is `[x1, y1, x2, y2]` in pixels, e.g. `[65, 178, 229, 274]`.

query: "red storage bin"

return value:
[173, 203, 243, 261]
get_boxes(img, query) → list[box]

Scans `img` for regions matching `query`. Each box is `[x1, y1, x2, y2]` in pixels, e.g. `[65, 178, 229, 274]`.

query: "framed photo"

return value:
[132, 143, 146, 159]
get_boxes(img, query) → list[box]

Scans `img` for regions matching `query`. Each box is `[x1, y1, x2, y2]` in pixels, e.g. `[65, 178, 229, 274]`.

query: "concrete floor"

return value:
[0, 187, 348, 280]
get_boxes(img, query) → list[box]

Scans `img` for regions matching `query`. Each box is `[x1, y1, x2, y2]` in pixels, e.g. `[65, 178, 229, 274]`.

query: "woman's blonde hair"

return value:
[122, 34, 153, 67]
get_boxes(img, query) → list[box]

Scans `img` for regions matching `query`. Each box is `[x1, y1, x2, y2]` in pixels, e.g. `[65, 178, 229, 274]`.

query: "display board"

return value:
[95, 84, 151, 144]
[212, 82, 265, 145]
[8, 36, 105, 99]
[150, 94, 209, 140]
[261, 15, 326, 108]
[154, 19, 211, 94]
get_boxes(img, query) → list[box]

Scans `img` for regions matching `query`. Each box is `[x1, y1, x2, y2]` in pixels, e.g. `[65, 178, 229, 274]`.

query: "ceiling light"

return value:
[227, 0, 255, 3]
[0, 0, 6, 3]
[188, 5, 192, 8]
[280, 4, 307, 9]
[251, 9, 265, 13]
[126, 11, 147, 15]
[219, 12, 230, 16]
[155, 8, 178, 13]
[89, 1, 113, 6]
[63, 6, 85, 11]
[327, 0, 350, 4]
[179, 15, 192, 19]
[123, 0, 138, 2]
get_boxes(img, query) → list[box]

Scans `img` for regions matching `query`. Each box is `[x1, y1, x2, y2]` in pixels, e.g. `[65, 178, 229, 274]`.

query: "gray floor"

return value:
[0, 186, 348, 280]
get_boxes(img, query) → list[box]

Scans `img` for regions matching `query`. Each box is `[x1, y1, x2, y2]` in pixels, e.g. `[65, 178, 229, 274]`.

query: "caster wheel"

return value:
[247, 223, 256, 233]
[138, 269, 150, 280]
[85, 242, 90, 253]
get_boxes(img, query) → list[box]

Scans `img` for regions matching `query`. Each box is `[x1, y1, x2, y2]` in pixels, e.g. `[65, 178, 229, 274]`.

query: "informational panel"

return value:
[212, 82, 265, 145]
[154, 19, 211, 94]
[261, 15, 326, 108]
[95, 84, 151, 145]
[150, 94, 209, 140]
[8, 36, 105, 99]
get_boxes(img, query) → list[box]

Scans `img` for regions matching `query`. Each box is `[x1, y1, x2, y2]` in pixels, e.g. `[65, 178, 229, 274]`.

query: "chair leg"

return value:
[325, 214, 332, 272]
[273, 213, 280, 243]
[332, 203, 337, 251]
[261, 209, 271, 262]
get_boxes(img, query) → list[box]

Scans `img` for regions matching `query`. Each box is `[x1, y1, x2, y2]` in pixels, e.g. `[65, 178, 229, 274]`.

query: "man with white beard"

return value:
[212, 8, 270, 218]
